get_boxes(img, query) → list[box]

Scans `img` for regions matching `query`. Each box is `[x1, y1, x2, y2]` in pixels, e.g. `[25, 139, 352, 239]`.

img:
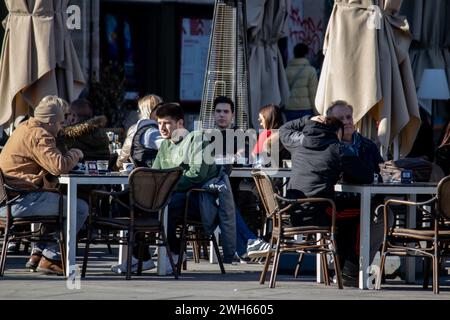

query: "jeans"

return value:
[199, 174, 236, 263]
[235, 207, 257, 256]
[167, 192, 201, 255]
[283, 110, 314, 122]
[0, 192, 89, 261]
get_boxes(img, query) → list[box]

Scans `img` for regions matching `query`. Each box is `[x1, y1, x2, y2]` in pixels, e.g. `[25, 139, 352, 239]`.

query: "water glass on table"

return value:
[122, 163, 134, 173]
[97, 160, 109, 173]
[381, 171, 394, 183]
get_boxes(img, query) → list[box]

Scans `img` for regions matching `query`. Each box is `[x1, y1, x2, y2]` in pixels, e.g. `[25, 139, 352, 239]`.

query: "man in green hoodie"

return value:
[152, 103, 218, 271]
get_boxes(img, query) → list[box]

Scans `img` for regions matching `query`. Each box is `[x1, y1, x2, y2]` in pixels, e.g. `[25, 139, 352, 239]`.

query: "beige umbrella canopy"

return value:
[247, 0, 291, 129]
[0, 0, 85, 126]
[401, 0, 450, 89]
[316, 0, 420, 158]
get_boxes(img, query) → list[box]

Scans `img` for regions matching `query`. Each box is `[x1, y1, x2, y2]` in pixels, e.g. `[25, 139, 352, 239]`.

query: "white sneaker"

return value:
[7, 242, 18, 253]
[246, 239, 273, 259]
[165, 254, 178, 274]
[111, 256, 156, 274]
[161, 253, 188, 274]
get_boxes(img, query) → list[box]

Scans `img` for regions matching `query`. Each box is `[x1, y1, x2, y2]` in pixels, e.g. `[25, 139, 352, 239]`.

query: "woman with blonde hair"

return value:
[116, 94, 164, 169]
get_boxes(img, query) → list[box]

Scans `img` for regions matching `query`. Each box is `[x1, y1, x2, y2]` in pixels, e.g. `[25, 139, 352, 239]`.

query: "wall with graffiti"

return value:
[287, 0, 327, 72]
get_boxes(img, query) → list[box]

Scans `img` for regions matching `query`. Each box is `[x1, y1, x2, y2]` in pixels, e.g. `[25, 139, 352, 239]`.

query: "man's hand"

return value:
[70, 148, 84, 160]
[311, 115, 326, 124]
[171, 128, 189, 143]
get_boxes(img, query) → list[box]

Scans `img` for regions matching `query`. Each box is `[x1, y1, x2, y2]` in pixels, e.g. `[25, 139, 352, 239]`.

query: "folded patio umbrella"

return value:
[0, 0, 85, 126]
[401, 0, 450, 88]
[247, 0, 291, 129]
[316, 0, 420, 157]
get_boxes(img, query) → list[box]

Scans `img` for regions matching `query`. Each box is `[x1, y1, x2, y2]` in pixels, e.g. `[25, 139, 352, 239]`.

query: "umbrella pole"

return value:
[393, 137, 400, 160]
[241, 0, 252, 129]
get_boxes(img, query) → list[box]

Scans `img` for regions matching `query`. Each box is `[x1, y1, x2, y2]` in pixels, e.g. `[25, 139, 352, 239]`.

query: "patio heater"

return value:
[199, 0, 251, 130]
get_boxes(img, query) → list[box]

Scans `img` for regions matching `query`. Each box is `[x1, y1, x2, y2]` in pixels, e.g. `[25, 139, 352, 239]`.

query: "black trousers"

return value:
[336, 217, 359, 275]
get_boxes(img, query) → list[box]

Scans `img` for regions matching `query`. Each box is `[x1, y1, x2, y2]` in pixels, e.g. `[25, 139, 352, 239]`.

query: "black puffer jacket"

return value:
[280, 117, 373, 201]
[59, 116, 110, 161]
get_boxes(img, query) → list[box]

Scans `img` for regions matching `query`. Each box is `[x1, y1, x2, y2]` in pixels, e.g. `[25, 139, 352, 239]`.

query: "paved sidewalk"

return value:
[0, 246, 449, 300]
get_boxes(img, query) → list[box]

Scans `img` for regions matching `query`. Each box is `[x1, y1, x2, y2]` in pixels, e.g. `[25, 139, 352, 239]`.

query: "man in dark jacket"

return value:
[280, 114, 373, 285]
[326, 101, 383, 182]
[212, 96, 271, 260]
[62, 99, 110, 161]
[280, 116, 373, 224]
[59, 100, 111, 224]
[325, 101, 385, 284]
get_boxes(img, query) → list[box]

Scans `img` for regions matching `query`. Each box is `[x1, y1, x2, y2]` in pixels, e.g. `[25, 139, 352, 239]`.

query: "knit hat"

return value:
[33, 96, 67, 124]
[14, 115, 28, 128]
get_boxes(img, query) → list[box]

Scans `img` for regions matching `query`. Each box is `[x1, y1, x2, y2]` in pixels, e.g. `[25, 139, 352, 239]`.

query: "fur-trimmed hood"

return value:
[63, 116, 108, 139]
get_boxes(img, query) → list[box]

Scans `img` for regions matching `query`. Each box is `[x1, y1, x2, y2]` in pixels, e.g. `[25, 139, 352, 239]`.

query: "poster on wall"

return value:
[288, 0, 325, 69]
[180, 18, 212, 102]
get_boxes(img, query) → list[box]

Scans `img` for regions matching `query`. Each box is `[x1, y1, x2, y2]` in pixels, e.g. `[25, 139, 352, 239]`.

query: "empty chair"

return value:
[376, 176, 450, 294]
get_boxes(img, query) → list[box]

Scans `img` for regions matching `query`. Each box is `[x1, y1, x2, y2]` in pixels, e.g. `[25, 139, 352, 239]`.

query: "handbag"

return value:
[379, 158, 433, 182]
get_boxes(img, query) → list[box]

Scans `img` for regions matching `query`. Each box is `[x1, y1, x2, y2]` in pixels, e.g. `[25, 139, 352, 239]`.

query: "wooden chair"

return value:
[176, 188, 225, 275]
[0, 170, 65, 276]
[81, 167, 182, 280]
[251, 170, 343, 289]
[376, 176, 450, 294]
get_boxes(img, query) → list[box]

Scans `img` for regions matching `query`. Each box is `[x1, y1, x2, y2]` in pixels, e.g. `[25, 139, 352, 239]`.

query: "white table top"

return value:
[59, 173, 129, 185]
[335, 182, 438, 194]
[60, 170, 438, 195]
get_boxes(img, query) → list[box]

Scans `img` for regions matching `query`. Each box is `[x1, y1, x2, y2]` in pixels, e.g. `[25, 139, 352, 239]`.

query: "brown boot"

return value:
[36, 256, 63, 276]
[25, 251, 42, 271]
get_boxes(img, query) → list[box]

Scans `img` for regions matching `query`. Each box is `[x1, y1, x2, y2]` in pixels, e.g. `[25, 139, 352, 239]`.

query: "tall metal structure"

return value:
[199, 0, 251, 130]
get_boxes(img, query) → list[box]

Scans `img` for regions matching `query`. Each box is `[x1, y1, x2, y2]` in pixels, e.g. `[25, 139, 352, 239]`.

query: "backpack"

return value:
[130, 123, 159, 168]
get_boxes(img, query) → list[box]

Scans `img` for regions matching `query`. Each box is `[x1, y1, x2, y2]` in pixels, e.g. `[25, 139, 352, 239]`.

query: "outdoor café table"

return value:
[230, 169, 438, 290]
[334, 182, 438, 289]
[57, 169, 289, 278]
[58, 173, 169, 277]
[230, 167, 293, 179]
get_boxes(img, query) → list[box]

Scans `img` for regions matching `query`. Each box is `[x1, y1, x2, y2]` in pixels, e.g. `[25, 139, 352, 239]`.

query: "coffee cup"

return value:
[122, 163, 134, 172]
[215, 155, 234, 165]
[97, 160, 109, 172]
[235, 156, 248, 165]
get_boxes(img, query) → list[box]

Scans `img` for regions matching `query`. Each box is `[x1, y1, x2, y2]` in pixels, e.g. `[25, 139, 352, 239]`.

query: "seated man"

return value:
[0, 96, 88, 275]
[152, 103, 228, 270]
[212, 96, 271, 260]
[280, 114, 373, 285]
[111, 103, 232, 274]
[326, 101, 385, 284]
[57, 99, 111, 207]
[60, 99, 110, 161]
